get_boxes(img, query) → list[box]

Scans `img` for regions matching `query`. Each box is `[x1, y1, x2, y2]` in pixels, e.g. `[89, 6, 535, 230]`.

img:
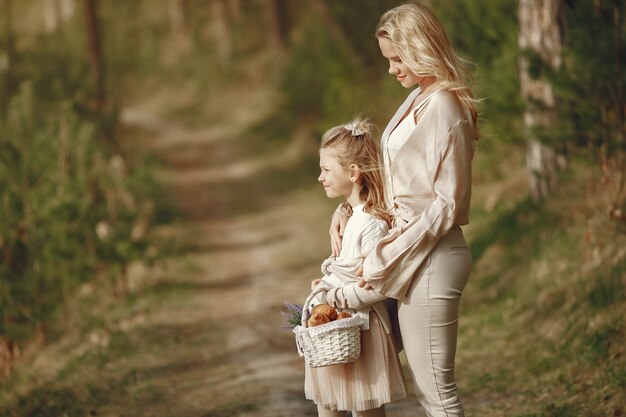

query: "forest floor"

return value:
[1, 16, 624, 416]
[107, 76, 623, 417]
[0, 80, 429, 416]
[107, 80, 427, 416]
[114, 80, 428, 416]
[7, 53, 570, 414]
[6, 64, 623, 417]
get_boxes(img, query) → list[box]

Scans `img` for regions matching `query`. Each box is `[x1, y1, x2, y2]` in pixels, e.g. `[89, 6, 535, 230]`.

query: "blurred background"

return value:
[0, 1, 624, 416]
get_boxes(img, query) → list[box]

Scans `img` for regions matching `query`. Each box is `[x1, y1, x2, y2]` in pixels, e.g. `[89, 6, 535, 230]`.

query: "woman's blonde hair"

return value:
[376, 2, 479, 137]
[321, 117, 393, 227]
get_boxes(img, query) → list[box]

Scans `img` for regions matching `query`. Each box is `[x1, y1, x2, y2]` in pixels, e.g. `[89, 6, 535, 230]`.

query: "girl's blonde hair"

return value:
[321, 117, 393, 227]
[376, 2, 479, 138]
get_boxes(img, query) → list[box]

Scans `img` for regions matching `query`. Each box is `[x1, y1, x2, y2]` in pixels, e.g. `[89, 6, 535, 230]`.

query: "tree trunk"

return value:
[210, 0, 231, 68]
[0, 336, 17, 379]
[2, 0, 14, 104]
[169, 0, 190, 39]
[228, 0, 241, 22]
[83, 0, 105, 112]
[44, 0, 60, 32]
[164, 0, 192, 62]
[44, 0, 75, 33]
[518, 0, 564, 202]
[612, 2, 626, 217]
[263, 0, 289, 50]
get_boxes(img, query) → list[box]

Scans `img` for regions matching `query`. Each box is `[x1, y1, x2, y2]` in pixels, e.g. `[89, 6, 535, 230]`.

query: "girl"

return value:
[305, 118, 406, 417]
[330, 3, 478, 416]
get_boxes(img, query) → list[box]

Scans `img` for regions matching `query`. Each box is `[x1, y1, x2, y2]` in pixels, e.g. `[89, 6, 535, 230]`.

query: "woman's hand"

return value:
[330, 209, 349, 256]
[355, 256, 373, 290]
[311, 278, 322, 291]
[357, 278, 373, 290]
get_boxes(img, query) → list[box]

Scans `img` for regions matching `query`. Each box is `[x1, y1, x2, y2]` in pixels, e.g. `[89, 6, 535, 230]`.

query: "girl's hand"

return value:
[311, 278, 322, 291]
[330, 209, 349, 256]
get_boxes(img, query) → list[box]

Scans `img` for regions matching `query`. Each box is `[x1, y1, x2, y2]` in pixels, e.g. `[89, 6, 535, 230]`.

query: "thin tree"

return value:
[2, 0, 14, 105]
[211, 0, 231, 68]
[169, 0, 190, 43]
[83, 0, 105, 112]
[264, 0, 289, 50]
[518, 0, 565, 202]
[44, 0, 76, 33]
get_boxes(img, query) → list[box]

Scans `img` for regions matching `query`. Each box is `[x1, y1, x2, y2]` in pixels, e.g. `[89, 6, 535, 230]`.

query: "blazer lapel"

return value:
[381, 87, 422, 145]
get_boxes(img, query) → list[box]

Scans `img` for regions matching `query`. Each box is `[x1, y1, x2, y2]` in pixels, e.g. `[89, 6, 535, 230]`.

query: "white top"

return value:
[383, 88, 442, 210]
[316, 204, 391, 331]
[386, 110, 416, 162]
[338, 204, 389, 260]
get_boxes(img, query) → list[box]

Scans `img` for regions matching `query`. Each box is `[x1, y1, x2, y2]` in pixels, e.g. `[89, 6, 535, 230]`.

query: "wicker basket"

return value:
[293, 286, 363, 368]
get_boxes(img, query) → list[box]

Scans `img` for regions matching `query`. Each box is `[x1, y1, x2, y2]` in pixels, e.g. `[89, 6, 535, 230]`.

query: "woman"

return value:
[330, 3, 478, 416]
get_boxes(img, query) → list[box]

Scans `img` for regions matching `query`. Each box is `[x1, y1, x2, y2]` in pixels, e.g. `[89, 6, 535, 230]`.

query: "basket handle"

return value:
[301, 283, 333, 327]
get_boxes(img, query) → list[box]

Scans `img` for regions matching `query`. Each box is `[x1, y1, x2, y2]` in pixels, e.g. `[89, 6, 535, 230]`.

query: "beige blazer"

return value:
[363, 87, 475, 299]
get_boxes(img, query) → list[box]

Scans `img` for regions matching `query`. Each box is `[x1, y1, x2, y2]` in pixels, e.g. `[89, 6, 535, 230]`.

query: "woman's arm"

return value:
[364, 118, 474, 299]
[322, 217, 389, 308]
[329, 205, 350, 256]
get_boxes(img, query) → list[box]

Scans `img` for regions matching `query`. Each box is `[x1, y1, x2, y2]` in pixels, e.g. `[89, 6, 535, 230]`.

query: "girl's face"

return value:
[318, 148, 354, 200]
[379, 37, 421, 88]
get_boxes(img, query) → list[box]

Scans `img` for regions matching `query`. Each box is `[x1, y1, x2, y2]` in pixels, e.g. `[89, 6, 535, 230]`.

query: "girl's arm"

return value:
[318, 280, 387, 310]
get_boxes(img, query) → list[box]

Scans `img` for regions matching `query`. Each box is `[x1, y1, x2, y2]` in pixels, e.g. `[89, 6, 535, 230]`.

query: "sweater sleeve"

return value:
[319, 277, 387, 310]
[319, 217, 389, 309]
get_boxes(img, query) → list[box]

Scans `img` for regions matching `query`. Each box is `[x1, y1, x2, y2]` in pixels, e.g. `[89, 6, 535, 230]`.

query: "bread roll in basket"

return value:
[293, 285, 363, 368]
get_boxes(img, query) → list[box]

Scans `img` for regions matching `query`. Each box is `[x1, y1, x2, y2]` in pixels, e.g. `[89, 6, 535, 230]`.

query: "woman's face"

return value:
[379, 37, 421, 89]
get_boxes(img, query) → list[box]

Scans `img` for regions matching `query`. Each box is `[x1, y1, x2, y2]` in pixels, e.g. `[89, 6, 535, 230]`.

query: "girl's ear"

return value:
[349, 164, 361, 183]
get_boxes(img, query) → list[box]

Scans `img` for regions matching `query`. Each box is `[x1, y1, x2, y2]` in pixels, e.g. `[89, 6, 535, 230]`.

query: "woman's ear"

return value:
[349, 164, 361, 183]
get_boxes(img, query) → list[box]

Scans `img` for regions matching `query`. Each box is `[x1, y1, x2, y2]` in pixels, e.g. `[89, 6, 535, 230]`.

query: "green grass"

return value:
[457, 157, 626, 417]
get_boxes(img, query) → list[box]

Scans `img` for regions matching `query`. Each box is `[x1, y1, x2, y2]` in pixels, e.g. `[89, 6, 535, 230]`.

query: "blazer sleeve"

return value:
[362, 118, 474, 299]
[360, 217, 389, 256]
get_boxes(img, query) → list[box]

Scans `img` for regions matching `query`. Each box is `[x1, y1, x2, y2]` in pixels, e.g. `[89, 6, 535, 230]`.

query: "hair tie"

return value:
[344, 122, 365, 137]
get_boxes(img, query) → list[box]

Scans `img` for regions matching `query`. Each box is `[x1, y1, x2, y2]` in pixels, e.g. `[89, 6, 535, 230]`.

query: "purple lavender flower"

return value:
[280, 301, 305, 329]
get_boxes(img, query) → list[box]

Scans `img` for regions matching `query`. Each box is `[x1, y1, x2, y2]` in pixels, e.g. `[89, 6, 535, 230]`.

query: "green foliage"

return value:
[251, 1, 402, 142]
[586, 257, 625, 309]
[549, 0, 626, 153]
[0, 84, 154, 341]
[4, 386, 89, 417]
[461, 158, 626, 415]
[0, 2, 165, 345]
[433, 0, 524, 144]
[325, 0, 400, 69]
[280, 15, 369, 130]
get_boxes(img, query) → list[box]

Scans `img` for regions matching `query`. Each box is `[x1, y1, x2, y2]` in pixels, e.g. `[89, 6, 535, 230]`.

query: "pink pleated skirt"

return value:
[304, 311, 407, 411]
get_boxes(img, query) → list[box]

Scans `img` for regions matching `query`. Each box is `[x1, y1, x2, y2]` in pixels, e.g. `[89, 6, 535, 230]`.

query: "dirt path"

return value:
[118, 83, 424, 416]
[0, 82, 424, 417]
[118, 89, 321, 416]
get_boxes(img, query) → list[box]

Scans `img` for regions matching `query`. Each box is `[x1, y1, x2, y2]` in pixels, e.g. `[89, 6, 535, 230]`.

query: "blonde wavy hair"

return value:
[376, 2, 479, 137]
[321, 117, 393, 227]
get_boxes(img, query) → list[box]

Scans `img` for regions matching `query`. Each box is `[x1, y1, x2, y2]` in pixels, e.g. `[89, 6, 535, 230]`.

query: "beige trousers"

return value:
[317, 404, 386, 417]
[398, 226, 471, 417]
